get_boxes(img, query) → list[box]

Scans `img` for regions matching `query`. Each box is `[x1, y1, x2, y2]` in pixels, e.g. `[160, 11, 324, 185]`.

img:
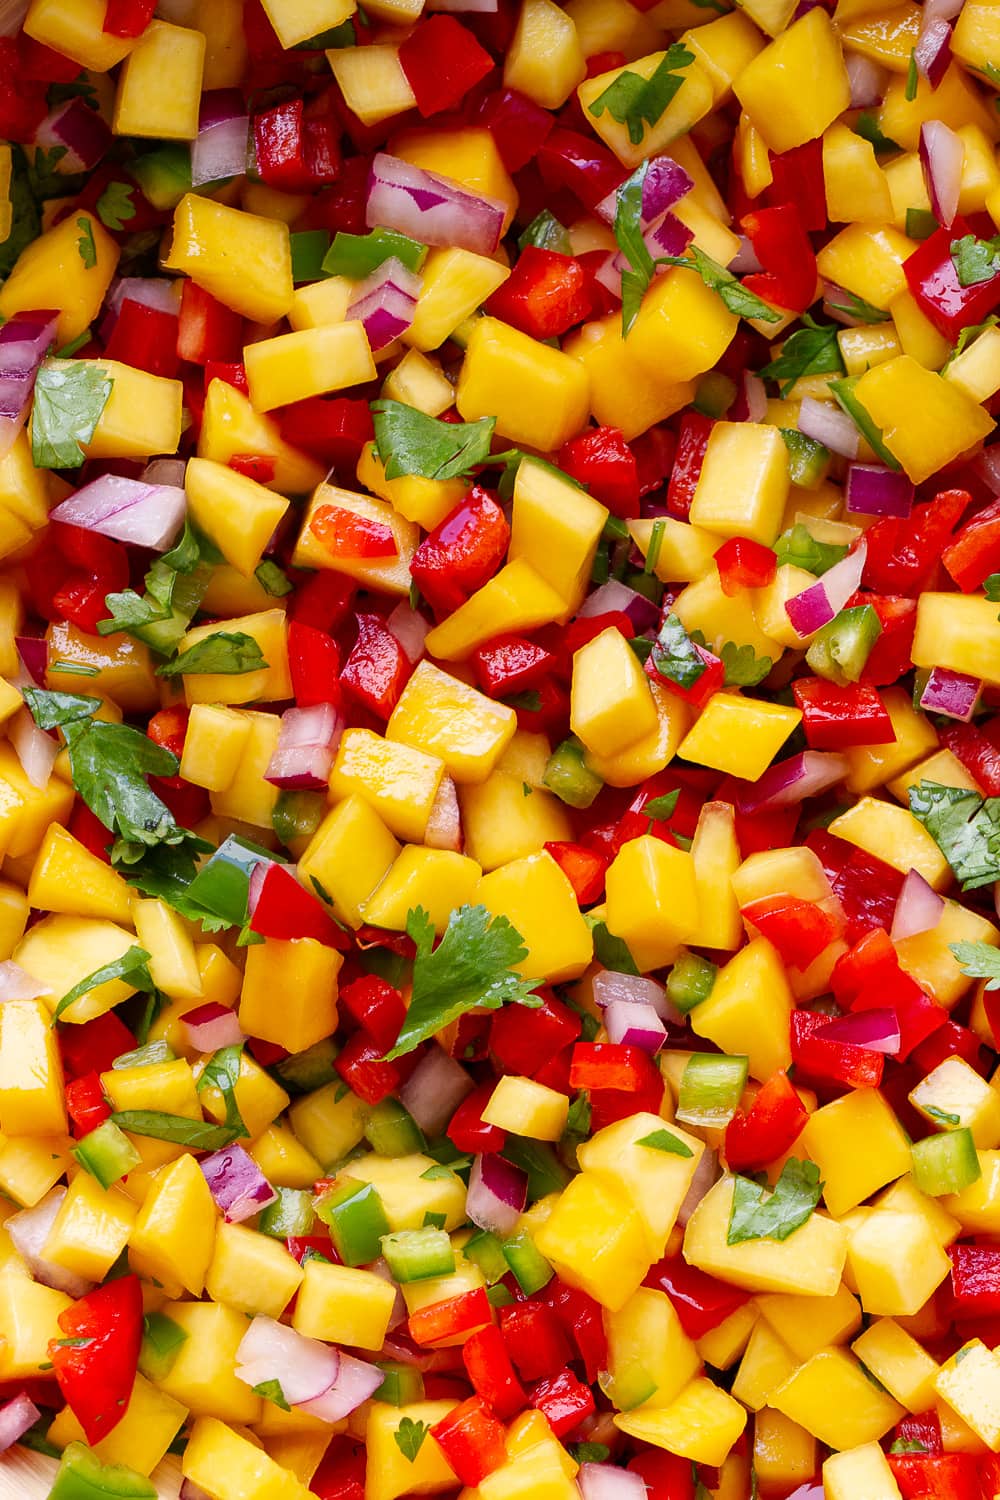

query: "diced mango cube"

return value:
[42, 1171, 135, 1282]
[827, 797, 951, 890]
[205, 1221, 303, 1319]
[678, 693, 801, 780]
[683, 1176, 847, 1296]
[615, 1378, 747, 1467]
[852, 1317, 940, 1412]
[163, 194, 293, 323]
[185, 459, 289, 579]
[240, 937, 341, 1054]
[482, 1076, 569, 1141]
[158, 1303, 261, 1425]
[475, 851, 593, 983]
[733, 10, 850, 153]
[534, 1171, 651, 1311]
[330, 728, 444, 844]
[183, 1416, 312, 1500]
[913, 592, 1000, 687]
[854, 355, 994, 485]
[0, 999, 66, 1137]
[294, 483, 418, 598]
[457, 317, 590, 452]
[245, 323, 376, 412]
[689, 422, 790, 546]
[27, 823, 132, 925]
[387, 661, 517, 785]
[298, 795, 399, 928]
[936, 1340, 1000, 1451]
[128, 1152, 217, 1298]
[577, 1111, 703, 1257]
[365, 1402, 459, 1500]
[823, 1442, 907, 1500]
[0, 210, 118, 344]
[571, 627, 659, 759]
[113, 20, 204, 139]
[505, 0, 586, 108]
[604, 835, 699, 970]
[802, 1088, 912, 1217]
[772, 1348, 905, 1449]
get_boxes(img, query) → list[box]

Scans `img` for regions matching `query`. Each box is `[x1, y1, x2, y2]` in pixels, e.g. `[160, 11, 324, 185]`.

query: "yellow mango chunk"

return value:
[240, 937, 341, 1053]
[113, 20, 204, 139]
[607, 1286, 702, 1409]
[15, 915, 137, 1024]
[615, 1379, 747, 1467]
[246, 323, 376, 412]
[163, 194, 293, 323]
[678, 693, 801, 780]
[802, 1088, 912, 1217]
[534, 1171, 651, 1311]
[571, 627, 658, 759]
[691, 937, 793, 1081]
[25, 0, 135, 69]
[185, 458, 289, 578]
[628, 267, 737, 385]
[577, 1111, 703, 1257]
[298, 795, 399, 928]
[42, 1172, 135, 1283]
[293, 1260, 396, 1350]
[583, 677, 690, 789]
[690, 422, 790, 546]
[734, 10, 850, 153]
[731, 1321, 797, 1412]
[364, 847, 481, 935]
[0, 1000, 66, 1137]
[913, 592, 1000, 687]
[27, 823, 132, 924]
[505, 0, 586, 108]
[510, 459, 607, 618]
[387, 661, 517, 785]
[565, 313, 695, 440]
[579, 53, 715, 168]
[605, 835, 699, 969]
[330, 728, 444, 844]
[184, 1416, 312, 1500]
[406, 248, 510, 354]
[424, 559, 568, 661]
[199, 378, 324, 494]
[357, 442, 467, 531]
[128, 1152, 217, 1298]
[483, 1076, 569, 1141]
[847, 1208, 951, 1316]
[853, 1317, 939, 1413]
[205, 1221, 303, 1319]
[824, 1443, 907, 1500]
[827, 797, 952, 890]
[854, 355, 995, 485]
[683, 1176, 847, 1296]
[0, 1270, 71, 1380]
[936, 1340, 1000, 1451]
[460, 772, 572, 872]
[910, 1056, 1000, 1146]
[457, 317, 590, 452]
[773, 1347, 905, 1449]
[0, 210, 117, 344]
[261, 0, 354, 47]
[48, 1372, 186, 1477]
[365, 1402, 459, 1500]
[476, 851, 593, 983]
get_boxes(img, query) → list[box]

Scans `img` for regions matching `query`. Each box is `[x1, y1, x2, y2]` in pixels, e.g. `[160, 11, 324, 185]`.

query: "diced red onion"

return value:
[465, 1152, 528, 1237]
[181, 1001, 244, 1053]
[798, 397, 860, 460]
[604, 997, 667, 1054]
[198, 88, 245, 132]
[591, 252, 623, 301]
[298, 1352, 386, 1423]
[367, 154, 506, 257]
[978, 447, 1000, 495]
[818, 1007, 901, 1054]
[246, 859, 273, 921]
[612, 214, 692, 281]
[924, 0, 962, 20]
[891, 867, 946, 941]
[50, 475, 186, 552]
[578, 580, 659, 632]
[347, 259, 422, 352]
[0, 1393, 40, 1454]
[0, 961, 51, 1003]
[398, 1046, 473, 1136]
[107, 277, 182, 322]
[8, 707, 57, 790]
[15, 636, 47, 686]
[730, 370, 767, 423]
[7, 1190, 94, 1297]
[915, 19, 952, 87]
[387, 601, 430, 664]
[920, 120, 963, 228]
[424, 774, 461, 852]
[265, 702, 344, 791]
[143, 457, 187, 487]
[846, 52, 887, 108]
[728, 235, 763, 275]
[35, 97, 111, 174]
[192, 116, 250, 188]
[592, 969, 680, 1025]
[736, 751, 849, 814]
[200, 1143, 276, 1224]
[677, 1147, 718, 1228]
[785, 539, 867, 637]
[822, 280, 877, 328]
[236, 1316, 340, 1405]
[578, 1464, 649, 1500]
[919, 665, 982, 721]
[845, 463, 914, 518]
[0, 312, 57, 458]
[427, 0, 499, 12]
[642, 155, 694, 219]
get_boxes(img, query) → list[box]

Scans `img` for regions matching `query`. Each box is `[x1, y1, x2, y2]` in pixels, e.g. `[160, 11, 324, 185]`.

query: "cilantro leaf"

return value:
[252, 1380, 290, 1411]
[22, 688, 101, 730]
[909, 780, 1000, 891]
[52, 944, 155, 1023]
[518, 210, 571, 255]
[394, 1418, 429, 1462]
[905, 48, 919, 101]
[649, 612, 707, 691]
[31, 359, 112, 469]
[951, 232, 1000, 287]
[0, 147, 41, 279]
[726, 1158, 823, 1245]
[371, 400, 494, 481]
[588, 44, 695, 147]
[385, 905, 541, 1059]
[985, 573, 1000, 602]
[613, 163, 654, 336]
[950, 940, 1000, 990]
[110, 1111, 245, 1149]
[564, 1092, 591, 1140]
[716, 639, 773, 687]
[569, 1444, 610, 1464]
[829, 375, 901, 470]
[255, 560, 292, 597]
[853, 112, 900, 155]
[195, 1044, 249, 1138]
[890, 1438, 929, 1455]
[100, 521, 216, 656]
[76, 216, 96, 268]
[587, 917, 640, 975]
[772, 523, 847, 577]
[825, 289, 890, 324]
[759, 316, 845, 397]
[157, 630, 267, 679]
[643, 790, 680, 822]
[659, 246, 783, 324]
[96, 182, 136, 232]
[637, 1128, 694, 1157]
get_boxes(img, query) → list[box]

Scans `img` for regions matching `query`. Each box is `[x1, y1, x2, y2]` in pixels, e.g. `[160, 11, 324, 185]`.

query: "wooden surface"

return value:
[0, 1446, 184, 1496]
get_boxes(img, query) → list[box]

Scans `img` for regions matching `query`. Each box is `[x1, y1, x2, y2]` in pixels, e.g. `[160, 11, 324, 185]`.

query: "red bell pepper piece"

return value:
[291, 570, 357, 633]
[765, 140, 826, 232]
[740, 204, 817, 313]
[733, 799, 801, 858]
[147, 705, 189, 762]
[301, 90, 342, 187]
[556, 611, 634, 671]
[490, 989, 581, 1074]
[541, 1281, 608, 1383]
[253, 97, 311, 192]
[851, 964, 947, 1061]
[893, 1410, 943, 1455]
[633, 426, 677, 498]
[0, 40, 47, 141]
[790, 1009, 885, 1089]
[279, 396, 375, 469]
[334, 1032, 404, 1106]
[69, 802, 112, 864]
[667, 412, 714, 521]
[64, 1072, 111, 1138]
[429, 1395, 507, 1485]
[589, 1065, 665, 1132]
[643, 1255, 751, 1340]
[20, 36, 84, 83]
[486, 247, 592, 341]
[724, 1070, 808, 1172]
[792, 678, 896, 749]
[506, 674, 570, 734]
[949, 1243, 1000, 1317]
[627, 1452, 696, 1500]
[461, 1324, 527, 1420]
[340, 613, 410, 719]
[499, 1301, 572, 1381]
[338, 975, 406, 1053]
[228, 454, 277, 483]
[904, 219, 1000, 341]
[557, 426, 640, 518]
[831, 926, 898, 1006]
[309, 1436, 366, 1500]
[529, 1366, 594, 1437]
[862, 487, 966, 596]
[103, 299, 180, 378]
[740, 894, 839, 970]
[714, 537, 777, 596]
[399, 16, 493, 117]
[887, 1453, 980, 1500]
[204, 360, 248, 395]
[176, 281, 243, 365]
[447, 1080, 506, 1153]
[286, 1232, 337, 1267]
[847, 592, 916, 686]
[942, 495, 1000, 592]
[810, 831, 905, 945]
[938, 719, 1000, 794]
[473, 634, 554, 696]
[475, 88, 554, 174]
[537, 127, 624, 212]
[569, 1042, 657, 1092]
[103, 0, 155, 35]
[49, 1274, 143, 1445]
[911, 1017, 984, 1075]
[288, 620, 342, 709]
[543, 841, 608, 906]
[410, 488, 510, 617]
[409, 1288, 492, 1346]
[312, 506, 397, 559]
[646, 632, 724, 711]
[249, 863, 349, 949]
[58, 1011, 136, 1080]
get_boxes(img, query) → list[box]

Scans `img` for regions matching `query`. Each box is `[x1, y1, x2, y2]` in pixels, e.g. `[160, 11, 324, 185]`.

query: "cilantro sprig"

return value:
[759, 315, 845, 397]
[950, 940, 1000, 989]
[909, 780, 1000, 891]
[31, 360, 112, 469]
[196, 1044, 249, 1139]
[52, 944, 156, 1024]
[371, 400, 494, 482]
[638, 1128, 694, 1157]
[588, 44, 695, 147]
[951, 232, 1000, 288]
[157, 630, 267, 679]
[727, 1159, 823, 1244]
[394, 1418, 429, 1462]
[96, 182, 136, 232]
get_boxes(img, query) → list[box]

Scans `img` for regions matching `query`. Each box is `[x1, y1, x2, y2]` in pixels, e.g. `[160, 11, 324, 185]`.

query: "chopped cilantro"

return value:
[31, 359, 112, 469]
[909, 780, 1000, 891]
[727, 1158, 823, 1244]
[588, 45, 695, 147]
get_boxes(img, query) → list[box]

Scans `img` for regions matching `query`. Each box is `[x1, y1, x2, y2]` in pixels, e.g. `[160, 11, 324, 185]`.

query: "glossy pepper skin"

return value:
[486, 247, 593, 342]
[429, 1395, 507, 1485]
[643, 1254, 751, 1339]
[792, 678, 895, 749]
[398, 16, 493, 118]
[410, 488, 510, 617]
[340, 613, 410, 719]
[904, 219, 1000, 341]
[558, 425, 641, 517]
[723, 1070, 808, 1172]
[49, 1275, 144, 1445]
[249, 862, 349, 948]
[667, 412, 714, 521]
[740, 203, 817, 314]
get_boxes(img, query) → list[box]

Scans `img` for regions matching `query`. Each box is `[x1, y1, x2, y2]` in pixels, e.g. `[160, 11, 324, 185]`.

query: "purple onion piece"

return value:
[367, 153, 506, 257]
[200, 1143, 276, 1224]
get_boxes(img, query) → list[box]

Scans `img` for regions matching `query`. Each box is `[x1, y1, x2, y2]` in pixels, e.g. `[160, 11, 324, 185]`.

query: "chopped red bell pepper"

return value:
[893, 1410, 943, 1455]
[862, 488, 966, 597]
[312, 506, 397, 560]
[301, 90, 342, 187]
[632, 426, 677, 498]
[733, 799, 801, 859]
[537, 127, 624, 212]
[0, 40, 47, 141]
[338, 975, 406, 1053]
[667, 412, 714, 521]
[475, 88, 554, 174]
[740, 894, 839, 970]
[765, 140, 826, 232]
[147, 705, 189, 762]
[462, 1324, 527, 1420]
[486, 247, 592, 341]
[740, 203, 817, 313]
[103, 0, 155, 35]
[543, 841, 608, 906]
[334, 1032, 403, 1106]
[529, 1366, 595, 1437]
[556, 611, 634, 672]
[887, 1452, 980, 1500]
[790, 1009, 885, 1089]
[58, 1011, 136, 1080]
[429, 1395, 507, 1486]
[949, 1243, 1000, 1317]
[569, 1042, 658, 1093]
[792, 679, 896, 749]
[714, 537, 777, 596]
[176, 280, 243, 365]
[850, 964, 947, 1061]
[473, 634, 555, 697]
[648, 632, 725, 711]
[810, 831, 905, 945]
[831, 926, 898, 1006]
[278, 396, 375, 469]
[911, 1017, 984, 1075]
[49, 1274, 143, 1445]
[557, 426, 641, 518]
[253, 96, 310, 192]
[309, 1436, 366, 1500]
[204, 360, 248, 395]
[724, 1070, 808, 1173]
[288, 620, 342, 709]
[291, 570, 357, 633]
[409, 1288, 492, 1346]
[499, 1301, 572, 1381]
[399, 16, 494, 117]
[228, 454, 277, 483]
[410, 488, 510, 617]
[627, 1451, 697, 1500]
[904, 219, 1000, 341]
[643, 1255, 751, 1340]
[541, 1281, 608, 1383]
[490, 988, 581, 1074]
[69, 802, 112, 864]
[942, 495, 1000, 592]
[103, 299, 180, 378]
[286, 1232, 338, 1267]
[340, 613, 410, 719]
[249, 863, 349, 949]
[846, 592, 916, 687]
[938, 719, 1000, 794]
[447, 1080, 507, 1153]
[589, 1061, 665, 1132]
[64, 1072, 111, 1138]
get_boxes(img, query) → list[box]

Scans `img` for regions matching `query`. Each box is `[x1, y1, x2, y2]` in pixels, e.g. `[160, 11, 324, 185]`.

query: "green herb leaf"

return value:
[727, 1158, 824, 1245]
[100, 520, 217, 655]
[661, 245, 783, 324]
[985, 573, 1000, 602]
[829, 375, 900, 470]
[951, 232, 1000, 287]
[22, 687, 101, 729]
[643, 790, 680, 822]
[157, 630, 267, 679]
[905, 48, 919, 101]
[924, 1103, 961, 1125]
[96, 182, 136, 232]
[196, 1044, 249, 1138]
[649, 612, 707, 691]
[385, 905, 541, 1059]
[394, 1417, 429, 1462]
[588, 44, 695, 147]
[49, 661, 99, 677]
[587, 917, 640, 975]
[110, 1110, 245, 1150]
[716, 639, 774, 688]
[637, 1128, 694, 1157]
[564, 1092, 592, 1140]
[950, 940, 1000, 990]
[853, 112, 900, 155]
[569, 1443, 611, 1464]
[53, 945, 155, 1024]
[759, 315, 845, 397]
[518, 210, 571, 254]
[371, 399, 493, 482]
[31, 359, 112, 469]
[613, 164, 653, 336]
[644, 518, 665, 575]
[255, 560, 293, 597]
[890, 1438, 929, 1454]
[76, 215, 96, 268]
[905, 207, 939, 241]
[946, 314, 1000, 369]
[825, 289, 890, 324]
[253, 1380, 290, 1411]
[772, 523, 848, 577]
[909, 780, 1000, 891]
